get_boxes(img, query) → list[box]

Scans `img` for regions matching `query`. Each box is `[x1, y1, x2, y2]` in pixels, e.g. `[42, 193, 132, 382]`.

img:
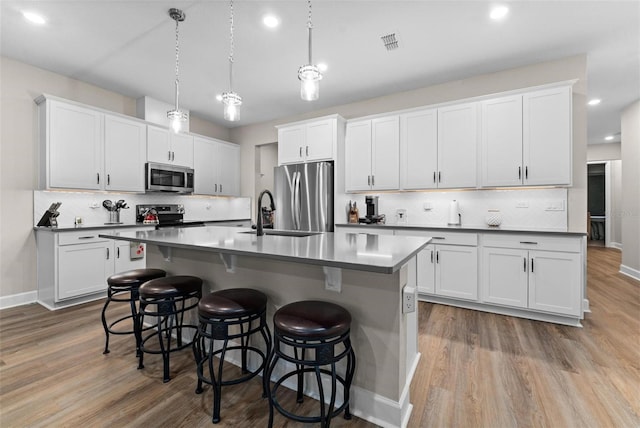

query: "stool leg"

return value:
[159, 311, 172, 383]
[294, 345, 305, 403]
[101, 288, 112, 354]
[314, 365, 327, 428]
[137, 303, 146, 370]
[211, 337, 228, 424]
[343, 343, 356, 420]
[129, 293, 141, 357]
[193, 324, 204, 394]
[240, 322, 248, 374]
[259, 321, 272, 398]
[327, 362, 338, 428]
[266, 351, 279, 428]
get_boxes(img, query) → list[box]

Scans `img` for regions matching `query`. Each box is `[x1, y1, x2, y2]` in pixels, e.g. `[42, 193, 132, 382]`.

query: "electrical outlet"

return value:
[402, 286, 415, 313]
[423, 202, 433, 211]
[89, 201, 99, 208]
[516, 201, 529, 208]
[545, 200, 565, 211]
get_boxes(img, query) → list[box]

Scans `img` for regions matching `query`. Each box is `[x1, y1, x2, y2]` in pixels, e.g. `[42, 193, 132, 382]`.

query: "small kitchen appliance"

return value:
[145, 162, 194, 194]
[136, 204, 204, 229]
[359, 196, 385, 224]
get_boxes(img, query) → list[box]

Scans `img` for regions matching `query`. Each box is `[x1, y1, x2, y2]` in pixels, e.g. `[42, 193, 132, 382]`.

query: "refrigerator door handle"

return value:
[290, 171, 298, 230]
[294, 171, 302, 230]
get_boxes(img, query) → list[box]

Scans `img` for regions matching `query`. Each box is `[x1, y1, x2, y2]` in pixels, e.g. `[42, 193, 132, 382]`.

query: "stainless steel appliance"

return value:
[136, 204, 204, 229]
[274, 161, 333, 232]
[145, 162, 194, 193]
[359, 195, 385, 224]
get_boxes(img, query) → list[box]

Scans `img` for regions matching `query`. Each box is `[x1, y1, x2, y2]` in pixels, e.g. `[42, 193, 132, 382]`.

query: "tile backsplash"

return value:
[34, 191, 251, 227]
[336, 188, 568, 231]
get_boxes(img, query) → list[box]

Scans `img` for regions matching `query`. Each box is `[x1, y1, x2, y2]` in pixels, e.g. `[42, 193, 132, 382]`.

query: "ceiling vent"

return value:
[381, 33, 399, 51]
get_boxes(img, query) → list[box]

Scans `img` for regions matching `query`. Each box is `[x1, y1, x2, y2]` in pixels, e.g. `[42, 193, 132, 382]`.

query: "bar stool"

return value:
[193, 288, 272, 424]
[265, 300, 356, 428]
[101, 268, 166, 355]
[138, 275, 202, 383]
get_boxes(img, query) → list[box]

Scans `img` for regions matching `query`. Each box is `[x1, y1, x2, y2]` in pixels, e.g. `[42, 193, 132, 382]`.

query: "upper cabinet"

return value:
[104, 115, 146, 192]
[399, 103, 478, 190]
[277, 115, 344, 165]
[481, 85, 572, 187]
[37, 97, 146, 192]
[345, 115, 400, 192]
[147, 125, 194, 168]
[193, 136, 240, 196]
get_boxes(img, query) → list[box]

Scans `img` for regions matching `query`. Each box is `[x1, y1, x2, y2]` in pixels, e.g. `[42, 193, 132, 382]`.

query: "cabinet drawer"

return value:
[58, 230, 113, 246]
[396, 229, 477, 246]
[481, 234, 581, 253]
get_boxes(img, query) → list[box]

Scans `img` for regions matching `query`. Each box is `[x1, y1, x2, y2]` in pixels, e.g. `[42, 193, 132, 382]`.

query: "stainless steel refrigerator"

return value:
[274, 161, 334, 232]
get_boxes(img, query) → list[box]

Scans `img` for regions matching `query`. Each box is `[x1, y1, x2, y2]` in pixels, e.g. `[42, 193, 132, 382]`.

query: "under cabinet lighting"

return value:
[490, 6, 509, 20]
[23, 11, 46, 25]
[605, 135, 614, 141]
[588, 99, 602, 106]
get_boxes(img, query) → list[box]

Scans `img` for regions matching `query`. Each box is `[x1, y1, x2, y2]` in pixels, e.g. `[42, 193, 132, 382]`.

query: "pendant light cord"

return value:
[228, 0, 234, 91]
[307, 0, 313, 65]
[174, 17, 180, 110]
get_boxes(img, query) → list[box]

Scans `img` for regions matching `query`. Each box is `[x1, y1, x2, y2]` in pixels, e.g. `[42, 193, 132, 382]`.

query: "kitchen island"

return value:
[100, 226, 431, 428]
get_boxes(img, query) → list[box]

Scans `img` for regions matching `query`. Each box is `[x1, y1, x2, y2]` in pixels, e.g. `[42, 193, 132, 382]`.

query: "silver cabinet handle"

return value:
[372, 175, 375, 186]
[78, 236, 95, 240]
[106, 247, 110, 260]
[531, 258, 534, 273]
[219, 184, 222, 193]
[215, 183, 218, 193]
[433, 171, 436, 183]
[432, 237, 445, 240]
[367, 176, 371, 186]
[168, 150, 172, 161]
[525, 166, 529, 180]
[523, 257, 527, 272]
[117, 247, 120, 258]
[299, 146, 303, 157]
[97, 173, 100, 184]
[438, 171, 441, 183]
[306, 146, 309, 156]
[520, 241, 538, 245]
[107, 174, 110, 185]
[436, 251, 439, 263]
[518, 166, 522, 180]
[430, 250, 434, 263]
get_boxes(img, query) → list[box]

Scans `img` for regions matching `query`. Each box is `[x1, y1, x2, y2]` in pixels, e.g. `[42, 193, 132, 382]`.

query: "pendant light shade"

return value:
[298, 0, 322, 101]
[222, 0, 242, 121]
[167, 8, 187, 133]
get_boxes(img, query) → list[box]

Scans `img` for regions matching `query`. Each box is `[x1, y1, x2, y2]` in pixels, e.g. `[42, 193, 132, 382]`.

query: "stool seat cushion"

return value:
[199, 288, 267, 319]
[274, 300, 351, 339]
[139, 275, 202, 298]
[108, 268, 166, 286]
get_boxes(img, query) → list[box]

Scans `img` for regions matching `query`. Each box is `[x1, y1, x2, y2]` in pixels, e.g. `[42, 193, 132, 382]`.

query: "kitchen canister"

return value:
[486, 209, 502, 227]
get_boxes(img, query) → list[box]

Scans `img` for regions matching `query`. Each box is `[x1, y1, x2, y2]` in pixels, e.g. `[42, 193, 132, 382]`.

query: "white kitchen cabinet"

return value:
[277, 115, 343, 165]
[437, 102, 478, 189]
[345, 116, 400, 192]
[147, 125, 194, 168]
[193, 136, 240, 196]
[36, 228, 150, 310]
[523, 86, 572, 186]
[114, 241, 146, 273]
[481, 85, 572, 187]
[481, 233, 582, 317]
[396, 230, 478, 301]
[39, 98, 104, 190]
[104, 114, 147, 192]
[400, 108, 438, 190]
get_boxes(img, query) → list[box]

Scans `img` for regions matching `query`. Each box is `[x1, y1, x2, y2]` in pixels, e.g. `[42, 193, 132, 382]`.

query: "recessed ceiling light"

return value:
[318, 63, 328, 72]
[588, 98, 602, 106]
[490, 6, 509, 20]
[263, 14, 280, 28]
[605, 135, 614, 141]
[23, 11, 46, 25]
[215, 94, 223, 102]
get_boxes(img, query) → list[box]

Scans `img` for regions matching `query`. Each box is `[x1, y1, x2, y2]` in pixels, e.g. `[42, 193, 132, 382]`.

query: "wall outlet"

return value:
[516, 201, 529, 208]
[545, 200, 565, 211]
[402, 286, 415, 313]
[423, 202, 433, 211]
[89, 201, 100, 208]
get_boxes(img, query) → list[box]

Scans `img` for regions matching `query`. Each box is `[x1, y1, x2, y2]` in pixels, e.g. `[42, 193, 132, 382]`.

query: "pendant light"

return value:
[221, 0, 242, 121]
[298, 0, 322, 101]
[167, 8, 187, 133]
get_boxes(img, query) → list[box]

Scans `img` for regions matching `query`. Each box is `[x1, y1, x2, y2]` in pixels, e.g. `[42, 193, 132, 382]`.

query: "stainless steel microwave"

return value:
[145, 162, 194, 193]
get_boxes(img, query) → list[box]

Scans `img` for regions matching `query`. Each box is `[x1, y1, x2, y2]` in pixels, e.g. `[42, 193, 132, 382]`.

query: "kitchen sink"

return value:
[239, 230, 321, 237]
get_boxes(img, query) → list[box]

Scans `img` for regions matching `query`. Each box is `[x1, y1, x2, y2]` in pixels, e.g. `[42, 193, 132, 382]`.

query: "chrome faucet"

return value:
[256, 189, 276, 236]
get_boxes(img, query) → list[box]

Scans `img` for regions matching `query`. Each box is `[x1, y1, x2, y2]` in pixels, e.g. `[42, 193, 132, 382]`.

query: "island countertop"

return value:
[99, 226, 431, 274]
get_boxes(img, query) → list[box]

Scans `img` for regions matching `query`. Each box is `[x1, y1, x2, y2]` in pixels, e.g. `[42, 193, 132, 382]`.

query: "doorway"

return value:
[254, 142, 278, 212]
[588, 163, 607, 246]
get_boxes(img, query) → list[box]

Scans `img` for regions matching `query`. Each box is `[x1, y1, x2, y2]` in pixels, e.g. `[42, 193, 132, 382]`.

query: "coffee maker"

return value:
[359, 196, 385, 224]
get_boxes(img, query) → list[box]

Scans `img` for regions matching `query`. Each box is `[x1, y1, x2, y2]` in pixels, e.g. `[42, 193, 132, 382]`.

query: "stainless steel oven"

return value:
[145, 162, 194, 193]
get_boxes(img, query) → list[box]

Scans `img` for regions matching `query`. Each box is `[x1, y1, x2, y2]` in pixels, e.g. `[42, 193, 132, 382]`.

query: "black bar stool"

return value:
[265, 300, 356, 428]
[138, 275, 202, 383]
[101, 268, 166, 355]
[193, 288, 272, 424]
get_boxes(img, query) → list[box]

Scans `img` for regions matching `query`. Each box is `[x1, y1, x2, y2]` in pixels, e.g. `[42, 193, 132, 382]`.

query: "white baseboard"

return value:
[0, 291, 37, 310]
[620, 264, 640, 282]
[610, 241, 623, 250]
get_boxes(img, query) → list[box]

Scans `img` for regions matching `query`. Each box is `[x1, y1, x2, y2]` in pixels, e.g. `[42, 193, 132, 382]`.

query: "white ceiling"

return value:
[1, 1, 638, 145]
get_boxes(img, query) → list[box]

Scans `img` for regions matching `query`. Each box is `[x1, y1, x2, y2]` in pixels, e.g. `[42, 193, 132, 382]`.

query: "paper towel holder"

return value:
[447, 200, 462, 226]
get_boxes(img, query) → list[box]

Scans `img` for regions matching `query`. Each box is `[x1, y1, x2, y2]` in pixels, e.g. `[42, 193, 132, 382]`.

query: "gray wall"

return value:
[0, 56, 231, 298]
[620, 100, 640, 277]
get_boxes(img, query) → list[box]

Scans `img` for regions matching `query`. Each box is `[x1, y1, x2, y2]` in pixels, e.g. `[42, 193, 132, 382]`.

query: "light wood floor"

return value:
[1, 247, 638, 427]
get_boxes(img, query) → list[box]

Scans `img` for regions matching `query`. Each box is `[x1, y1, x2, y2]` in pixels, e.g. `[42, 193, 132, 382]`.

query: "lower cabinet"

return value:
[480, 234, 583, 317]
[37, 228, 149, 309]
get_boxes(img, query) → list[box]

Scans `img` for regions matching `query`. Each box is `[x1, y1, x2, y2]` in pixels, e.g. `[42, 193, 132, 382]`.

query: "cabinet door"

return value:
[114, 242, 146, 273]
[481, 247, 528, 308]
[48, 101, 103, 190]
[435, 245, 478, 301]
[217, 142, 240, 196]
[481, 96, 523, 187]
[528, 250, 581, 316]
[278, 125, 305, 165]
[170, 133, 194, 168]
[416, 244, 435, 294]
[147, 125, 172, 164]
[345, 121, 373, 192]
[306, 119, 335, 161]
[400, 109, 438, 190]
[57, 242, 112, 301]
[371, 116, 399, 190]
[104, 115, 146, 192]
[437, 103, 478, 189]
[193, 137, 217, 195]
[523, 86, 572, 186]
